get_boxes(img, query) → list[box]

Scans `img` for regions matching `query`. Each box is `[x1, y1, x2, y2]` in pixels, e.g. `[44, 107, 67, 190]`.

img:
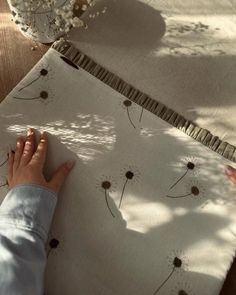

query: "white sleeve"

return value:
[0, 184, 57, 295]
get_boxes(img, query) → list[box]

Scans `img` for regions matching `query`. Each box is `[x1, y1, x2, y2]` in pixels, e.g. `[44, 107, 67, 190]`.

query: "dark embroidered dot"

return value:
[49, 238, 59, 248]
[40, 69, 48, 76]
[40, 91, 48, 99]
[179, 290, 188, 295]
[126, 171, 134, 179]
[191, 186, 199, 196]
[123, 100, 132, 107]
[173, 257, 182, 268]
[187, 162, 195, 170]
[102, 181, 111, 190]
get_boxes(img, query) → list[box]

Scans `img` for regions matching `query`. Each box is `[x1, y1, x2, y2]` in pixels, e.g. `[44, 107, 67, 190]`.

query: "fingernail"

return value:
[41, 130, 47, 138]
[66, 160, 75, 170]
[27, 128, 32, 136]
[225, 165, 235, 176]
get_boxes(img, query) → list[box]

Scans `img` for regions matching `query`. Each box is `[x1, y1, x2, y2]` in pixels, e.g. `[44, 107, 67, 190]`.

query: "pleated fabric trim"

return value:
[52, 39, 236, 163]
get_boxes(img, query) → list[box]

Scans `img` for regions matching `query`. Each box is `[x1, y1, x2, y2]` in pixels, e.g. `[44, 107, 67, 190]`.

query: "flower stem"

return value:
[166, 193, 192, 199]
[0, 157, 8, 168]
[119, 178, 129, 208]
[153, 267, 175, 294]
[139, 107, 144, 123]
[126, 107, 136, 129]
[0, 182, 7, 188]
[18, 75, 41, 92]
[47, 248, 52, 259]
[169, 169, 188, 190]
[13, 96, 40, 100]
[105, 190, 115, 217]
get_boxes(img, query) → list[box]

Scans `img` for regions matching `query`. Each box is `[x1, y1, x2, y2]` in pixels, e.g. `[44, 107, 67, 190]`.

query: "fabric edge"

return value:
[51, 40, 236, 164]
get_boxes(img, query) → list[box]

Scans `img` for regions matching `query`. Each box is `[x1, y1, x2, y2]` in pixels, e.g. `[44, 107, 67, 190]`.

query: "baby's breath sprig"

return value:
[8, 0, 102, 42]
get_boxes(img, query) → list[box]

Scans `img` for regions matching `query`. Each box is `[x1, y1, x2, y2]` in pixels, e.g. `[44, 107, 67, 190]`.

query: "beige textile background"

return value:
[68, 0, 236, 148]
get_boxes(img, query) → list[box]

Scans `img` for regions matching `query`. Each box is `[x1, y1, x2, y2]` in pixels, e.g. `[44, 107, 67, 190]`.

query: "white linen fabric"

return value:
[0, 46, 236, 295]
[68, 0, 236, 148]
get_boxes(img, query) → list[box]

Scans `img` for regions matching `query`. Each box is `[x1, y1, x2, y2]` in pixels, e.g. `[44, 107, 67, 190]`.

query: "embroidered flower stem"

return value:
[13, 91, 48, 101]
[105, 189, 115, 217]
[169, 169, 188, 190]
[0, 157, 8, 167]
[153, 267, 175, 294]
[166, 186, 200, 199]
[100, 180, 115, 217]
[18, 67, 49, 92]
[119, 178, 129, 208]
[139, 107, 144, 123]
[13, 96, 40, 100]
[0, 182, 7, 188]
[169, 162, 195, 190]
[126, 107, 136, 129]
[166, 192, 192, 198]
[123, 100, 136, 128]
[18, 76, 41, 92]
[47, 248, 52, 258]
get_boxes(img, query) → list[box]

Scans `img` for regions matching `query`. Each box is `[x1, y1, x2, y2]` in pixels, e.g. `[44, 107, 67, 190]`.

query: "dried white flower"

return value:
[10, 0, 106, 40]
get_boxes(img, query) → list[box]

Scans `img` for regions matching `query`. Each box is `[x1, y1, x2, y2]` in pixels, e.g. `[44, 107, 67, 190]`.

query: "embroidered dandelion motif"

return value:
[153, 251, 188, 294]
[169, 157, 198, 190]
[171, 282, 195, 295]
[18, 63, 53, 92]
[166, 180, 205, 200]
[121, 99, 136, 129]
[0, 182, 7, 188]
[47, 238, 60, 258]
[0, 154, 8, 168]
[119, 166, 141, 208]
[13, 87, 55, 104]
[96, 175, 117, 217]
[46, 231, 64, 259]
[0, 176, 8, 189]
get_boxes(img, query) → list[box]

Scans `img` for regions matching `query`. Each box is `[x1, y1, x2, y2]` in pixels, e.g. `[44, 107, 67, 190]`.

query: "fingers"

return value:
[225, 165, 236, 184]
[13, 137, 25, 172]
[30, 131, 48, 170]
[7, 150, 14, 183]
[20, 128, 35, 166]
[49, 161, 75, 193]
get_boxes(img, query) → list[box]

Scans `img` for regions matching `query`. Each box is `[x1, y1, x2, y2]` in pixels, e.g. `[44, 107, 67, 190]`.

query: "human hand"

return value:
[225, 165, 236, 184]
[7, 128, 75, 194]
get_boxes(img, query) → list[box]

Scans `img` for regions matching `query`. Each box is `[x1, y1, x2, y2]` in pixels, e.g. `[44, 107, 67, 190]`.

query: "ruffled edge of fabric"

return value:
[52, 39, 236, 163]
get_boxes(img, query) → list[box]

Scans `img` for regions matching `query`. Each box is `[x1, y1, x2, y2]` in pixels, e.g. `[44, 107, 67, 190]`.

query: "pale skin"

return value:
[7, 128, 75, 194]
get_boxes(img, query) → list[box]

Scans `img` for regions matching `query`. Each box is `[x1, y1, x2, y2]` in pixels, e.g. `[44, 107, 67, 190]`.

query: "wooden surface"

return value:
[0, 0, 235, 294]
[0, 0, 49, 102]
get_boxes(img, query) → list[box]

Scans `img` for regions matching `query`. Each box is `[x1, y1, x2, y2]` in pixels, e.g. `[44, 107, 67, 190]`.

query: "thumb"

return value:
[49, 160, 75, 193]
[225, 165, 236, 184]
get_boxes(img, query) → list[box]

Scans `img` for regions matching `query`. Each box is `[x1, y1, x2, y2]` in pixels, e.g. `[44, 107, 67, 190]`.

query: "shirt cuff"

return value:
[0, 184, 57, 242]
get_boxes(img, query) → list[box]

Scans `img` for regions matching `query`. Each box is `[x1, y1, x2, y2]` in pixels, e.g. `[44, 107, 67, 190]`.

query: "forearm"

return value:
[0, 184, 57, 295]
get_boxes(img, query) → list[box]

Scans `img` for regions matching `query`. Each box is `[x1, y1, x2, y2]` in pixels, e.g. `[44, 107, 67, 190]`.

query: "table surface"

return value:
[0, 0, 49, 102]
[0, 0, 236, 294]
